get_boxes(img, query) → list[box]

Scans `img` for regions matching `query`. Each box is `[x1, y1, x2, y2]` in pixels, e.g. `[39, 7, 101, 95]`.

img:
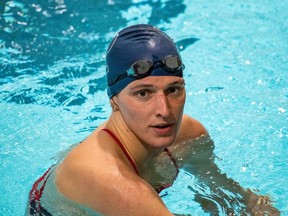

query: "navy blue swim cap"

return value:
[106, 24, 183, 98]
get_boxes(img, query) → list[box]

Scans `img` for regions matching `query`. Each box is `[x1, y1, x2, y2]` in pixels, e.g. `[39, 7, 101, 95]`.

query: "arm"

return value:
[171, 115, 280, 215]
[55, 148, 174, 216]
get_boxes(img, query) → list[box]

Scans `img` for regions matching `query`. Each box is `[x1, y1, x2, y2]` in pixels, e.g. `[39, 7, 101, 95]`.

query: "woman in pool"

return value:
[27, 24, 279, 216]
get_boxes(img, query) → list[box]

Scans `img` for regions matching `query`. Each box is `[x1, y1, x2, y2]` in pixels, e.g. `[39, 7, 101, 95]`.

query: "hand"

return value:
[246, 191, 280, 216]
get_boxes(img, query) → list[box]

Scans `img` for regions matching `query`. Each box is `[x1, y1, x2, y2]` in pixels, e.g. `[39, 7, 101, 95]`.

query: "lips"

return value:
[151, 123, 175, 134]
[153, 123, 173, 128]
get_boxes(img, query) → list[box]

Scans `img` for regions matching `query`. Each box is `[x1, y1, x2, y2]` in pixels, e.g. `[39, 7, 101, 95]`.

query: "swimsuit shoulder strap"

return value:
[102, 128, 139, 176]
[155, 148, 180, 194]
[164, 148, 179, 172]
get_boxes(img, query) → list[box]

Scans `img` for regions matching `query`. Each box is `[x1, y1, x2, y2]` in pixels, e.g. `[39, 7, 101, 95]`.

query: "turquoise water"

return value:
[0, 0, 287, 215]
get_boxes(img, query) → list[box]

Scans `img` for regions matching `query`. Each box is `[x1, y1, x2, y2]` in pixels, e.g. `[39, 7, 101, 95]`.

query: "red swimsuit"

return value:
[28, 166, 53, 215]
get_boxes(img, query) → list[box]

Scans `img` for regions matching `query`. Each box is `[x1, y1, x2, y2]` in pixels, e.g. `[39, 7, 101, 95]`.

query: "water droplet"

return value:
[278, 107, 286, 113]
[241, 167, 247, 172]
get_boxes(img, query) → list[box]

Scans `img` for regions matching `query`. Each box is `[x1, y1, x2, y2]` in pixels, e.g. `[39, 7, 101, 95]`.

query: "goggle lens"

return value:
[162, 55, 181, 70]
[131, 60, 153, 76]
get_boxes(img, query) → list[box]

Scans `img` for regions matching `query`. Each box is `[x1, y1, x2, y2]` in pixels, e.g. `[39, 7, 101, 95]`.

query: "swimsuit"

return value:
[155, 148, 179, 193]
[28, 166, 54, 215]
[102, 128, 140, 175]
[102, 128, 179, 193]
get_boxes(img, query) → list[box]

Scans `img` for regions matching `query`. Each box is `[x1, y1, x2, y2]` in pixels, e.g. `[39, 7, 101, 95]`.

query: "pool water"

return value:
[0, 0, 287, 215]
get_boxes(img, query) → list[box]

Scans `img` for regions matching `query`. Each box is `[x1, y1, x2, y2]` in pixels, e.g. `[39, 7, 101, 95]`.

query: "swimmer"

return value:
[26, 24, 280, 216]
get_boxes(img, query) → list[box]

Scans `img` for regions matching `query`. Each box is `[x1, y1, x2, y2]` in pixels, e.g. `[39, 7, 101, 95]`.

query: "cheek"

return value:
[171, 97, 185, 113]
[121, 104, 152, 131]
[121, 105, 146, 124]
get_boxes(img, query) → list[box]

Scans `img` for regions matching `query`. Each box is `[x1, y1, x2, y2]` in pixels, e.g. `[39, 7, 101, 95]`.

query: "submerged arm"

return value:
[182, 136, 279, 215]
[171, 115, 280, 215]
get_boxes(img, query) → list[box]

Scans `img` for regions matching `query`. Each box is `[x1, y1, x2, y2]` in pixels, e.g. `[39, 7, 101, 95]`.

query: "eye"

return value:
[135, 89, 153, 99]
[165, 85, 184, 95]
[137, 90, 148, 97]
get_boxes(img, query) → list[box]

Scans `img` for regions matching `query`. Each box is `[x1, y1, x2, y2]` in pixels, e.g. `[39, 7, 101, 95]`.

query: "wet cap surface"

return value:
[106, 24, 183, 98]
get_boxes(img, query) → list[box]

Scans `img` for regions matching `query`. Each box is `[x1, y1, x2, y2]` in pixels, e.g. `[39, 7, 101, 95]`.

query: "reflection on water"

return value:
[0, 0, 191, 109]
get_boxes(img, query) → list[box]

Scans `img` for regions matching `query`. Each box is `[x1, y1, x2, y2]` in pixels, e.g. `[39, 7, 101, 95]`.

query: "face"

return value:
[112, 76, 186, 149]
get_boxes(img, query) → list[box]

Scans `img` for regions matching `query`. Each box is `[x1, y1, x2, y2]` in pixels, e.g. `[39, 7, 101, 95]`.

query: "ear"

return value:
[110, 98, 119, 112]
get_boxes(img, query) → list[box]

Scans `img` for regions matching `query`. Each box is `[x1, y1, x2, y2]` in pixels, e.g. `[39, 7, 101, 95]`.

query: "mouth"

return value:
[151, 123, 175, 134]
[153, 123, 174, 128]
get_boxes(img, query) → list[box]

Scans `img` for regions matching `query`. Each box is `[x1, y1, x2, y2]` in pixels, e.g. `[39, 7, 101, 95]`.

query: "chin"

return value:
[149, 136, 176, 149]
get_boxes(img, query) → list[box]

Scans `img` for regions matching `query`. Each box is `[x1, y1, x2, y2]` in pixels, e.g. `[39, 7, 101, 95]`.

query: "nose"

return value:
[155, 93, 171, 118]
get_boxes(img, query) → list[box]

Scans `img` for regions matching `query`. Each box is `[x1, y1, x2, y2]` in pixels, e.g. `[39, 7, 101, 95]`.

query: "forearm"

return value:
[180, 137, 279, 215]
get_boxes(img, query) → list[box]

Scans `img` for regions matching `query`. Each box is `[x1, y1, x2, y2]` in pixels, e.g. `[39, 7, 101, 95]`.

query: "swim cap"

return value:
[106, 24, 183, 98]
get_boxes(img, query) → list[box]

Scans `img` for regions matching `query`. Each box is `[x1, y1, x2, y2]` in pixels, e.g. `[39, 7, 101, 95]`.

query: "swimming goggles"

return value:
[108, 55, 185, 87]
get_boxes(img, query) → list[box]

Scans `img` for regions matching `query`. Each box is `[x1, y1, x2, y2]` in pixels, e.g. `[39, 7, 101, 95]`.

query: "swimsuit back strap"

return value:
[102, 128, 140, 176]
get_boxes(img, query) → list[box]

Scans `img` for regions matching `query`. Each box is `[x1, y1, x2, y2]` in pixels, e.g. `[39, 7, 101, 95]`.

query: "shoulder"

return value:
[176, 114, 207, 142]
[55, 130, 132, 197]
[54, 130, 172, 215]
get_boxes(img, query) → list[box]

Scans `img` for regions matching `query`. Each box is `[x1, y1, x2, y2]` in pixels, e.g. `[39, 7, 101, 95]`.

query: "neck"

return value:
[106, 111, 163, 169]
